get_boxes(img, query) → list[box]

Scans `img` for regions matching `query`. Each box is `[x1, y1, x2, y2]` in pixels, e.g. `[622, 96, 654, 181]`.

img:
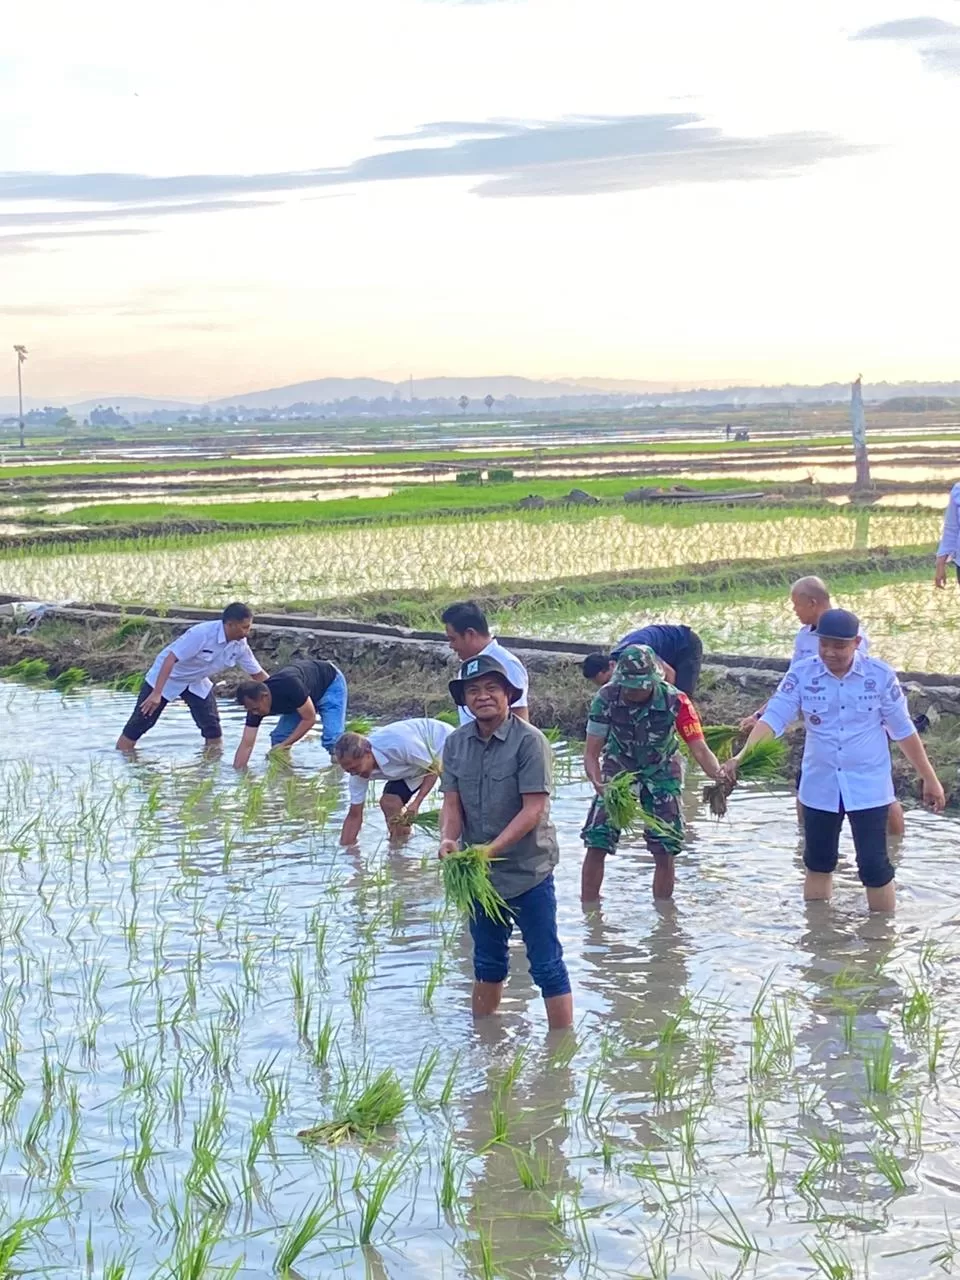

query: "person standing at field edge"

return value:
[441, 600, 530, 724]
[438, 654, 573, 1030]
[721, 609, 945, 914]
[581, 623, 704, 694]
[116, 602, 267, 751]
[581, 645, 725, 903]
[233, 657, 348, 768]
[935, 480, 960, 589]
[335, 717, 454, 844]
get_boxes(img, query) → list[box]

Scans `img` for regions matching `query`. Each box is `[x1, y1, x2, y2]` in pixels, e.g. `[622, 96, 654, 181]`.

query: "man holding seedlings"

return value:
[581, 623, 704, 695]
[233, 657, 348, 768]
[116, 602, 267, 751]
[721, 609, 945, 913]
[438, 654, 573, 1030]
[738, 575, 912, 838]
[441, 601, 530, 724]
[335, 717, 454, 844]
[581, 645, 725, 902]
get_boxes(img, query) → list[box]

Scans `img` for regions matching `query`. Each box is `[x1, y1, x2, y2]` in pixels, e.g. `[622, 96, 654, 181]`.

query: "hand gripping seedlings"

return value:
[602, 772, 678, 844]
[440, 845, 511, 924]
[702, 738, 788, 818]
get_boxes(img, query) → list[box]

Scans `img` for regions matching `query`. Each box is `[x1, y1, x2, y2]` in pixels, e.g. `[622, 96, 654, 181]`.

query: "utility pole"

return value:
[850, 373, 871, 491]
[14, 345, 27, 449]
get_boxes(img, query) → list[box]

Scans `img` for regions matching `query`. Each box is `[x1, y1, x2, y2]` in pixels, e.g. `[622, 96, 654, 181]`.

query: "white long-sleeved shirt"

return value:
[347, 718, 454, 804]
[792, 622, 870, 663]
[145, 620, 262, 700]
[761, 653, 915, 813]
[457, 638, 530, 724]
[937, 482, 960, 560]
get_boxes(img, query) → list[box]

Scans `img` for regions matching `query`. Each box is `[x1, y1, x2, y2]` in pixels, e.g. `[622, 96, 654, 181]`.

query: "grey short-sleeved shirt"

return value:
[440, 715, 558, 901]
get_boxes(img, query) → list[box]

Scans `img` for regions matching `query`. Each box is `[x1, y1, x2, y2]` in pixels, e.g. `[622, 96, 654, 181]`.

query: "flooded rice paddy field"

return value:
[532, 576, 959, 674]
[0, 510, 942, 609]
[4, 684, 960, 1277]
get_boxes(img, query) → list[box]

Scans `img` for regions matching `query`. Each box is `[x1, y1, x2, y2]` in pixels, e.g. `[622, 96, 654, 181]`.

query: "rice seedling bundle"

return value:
[602, 772, 679, 843]
[405, 809, 440, 832]
[701, 724, 739, 760]
[440, 845, 511, 924]
[702, 737, 789, 817]
[296, 1068, 406, 1145]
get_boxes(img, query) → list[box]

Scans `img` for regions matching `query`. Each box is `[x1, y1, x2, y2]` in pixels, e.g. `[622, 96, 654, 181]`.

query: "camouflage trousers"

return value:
[581, 774, 684, 858]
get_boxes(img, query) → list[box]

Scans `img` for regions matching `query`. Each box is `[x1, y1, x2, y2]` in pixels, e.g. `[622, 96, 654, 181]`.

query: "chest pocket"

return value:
[800, 685, 830, 717]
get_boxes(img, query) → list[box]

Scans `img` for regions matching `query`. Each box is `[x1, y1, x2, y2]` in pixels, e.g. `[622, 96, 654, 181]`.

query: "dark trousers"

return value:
[802, 801, 893, 888]
[121, 680, 222, 742]
[469, 873, 570, 998]
[673, 632, 703, 695]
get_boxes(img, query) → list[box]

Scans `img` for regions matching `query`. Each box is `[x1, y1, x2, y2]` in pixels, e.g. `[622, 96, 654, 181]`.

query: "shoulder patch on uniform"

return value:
[780, 674, 798, 693]
[887, 677, 902, 701]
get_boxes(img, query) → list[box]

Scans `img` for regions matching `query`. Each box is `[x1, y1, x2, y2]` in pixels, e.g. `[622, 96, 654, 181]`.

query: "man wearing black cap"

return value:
[438, 654, 573, 1030]
[722, 609, 945, 913]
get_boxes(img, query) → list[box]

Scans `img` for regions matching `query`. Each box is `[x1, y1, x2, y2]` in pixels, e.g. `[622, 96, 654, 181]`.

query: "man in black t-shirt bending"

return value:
[233, 658, 348, 768]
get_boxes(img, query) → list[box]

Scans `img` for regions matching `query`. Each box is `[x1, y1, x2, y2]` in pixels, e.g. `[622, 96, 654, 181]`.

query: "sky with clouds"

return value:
[2, 0, 959, 399]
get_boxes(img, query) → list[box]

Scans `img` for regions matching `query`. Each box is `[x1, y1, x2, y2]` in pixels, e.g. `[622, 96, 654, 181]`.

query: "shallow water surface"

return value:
[2, 684, 960, 1277]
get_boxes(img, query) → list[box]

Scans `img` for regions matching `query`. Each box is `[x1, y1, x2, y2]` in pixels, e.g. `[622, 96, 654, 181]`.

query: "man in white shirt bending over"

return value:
[722, 609, 944, 914]
[440, 601, 529, 725]
[335, 717, 454, 844]
[116, 602, 267, 751]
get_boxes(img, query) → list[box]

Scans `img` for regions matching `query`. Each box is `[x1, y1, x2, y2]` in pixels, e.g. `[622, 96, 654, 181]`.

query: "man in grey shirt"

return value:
[439, 654, 572, 1031]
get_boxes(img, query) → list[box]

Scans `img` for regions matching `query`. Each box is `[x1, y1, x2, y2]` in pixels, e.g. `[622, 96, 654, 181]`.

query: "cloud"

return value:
[0, 199, 273, 230]
[0, 228, 149, 255]
[853, 16, 960, 40]
[851, 16, 960, 77]
[0, 113, 863, 212]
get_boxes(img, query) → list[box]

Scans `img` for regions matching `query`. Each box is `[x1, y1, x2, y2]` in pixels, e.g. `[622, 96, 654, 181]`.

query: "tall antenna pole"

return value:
[14, 345, 28, 450]
[850, 373, 871, 491]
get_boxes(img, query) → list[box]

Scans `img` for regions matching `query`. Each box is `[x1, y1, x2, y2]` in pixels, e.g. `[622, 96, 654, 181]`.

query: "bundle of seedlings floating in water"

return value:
[441, 845, 511, 923]
[602, 771, 679, 844]
[297, 1067, 407, 1145]
[702, 737, 789, 818]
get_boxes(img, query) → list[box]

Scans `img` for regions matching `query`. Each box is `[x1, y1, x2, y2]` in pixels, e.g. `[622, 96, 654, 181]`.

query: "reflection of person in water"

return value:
[457, 1032, 580, 1280]
[790, 906, 919, 1202]
[578, 900, 697, 1152]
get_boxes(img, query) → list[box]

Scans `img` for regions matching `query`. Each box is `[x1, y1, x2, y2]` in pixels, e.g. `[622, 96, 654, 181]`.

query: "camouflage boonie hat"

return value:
[613, 644, 661, 690]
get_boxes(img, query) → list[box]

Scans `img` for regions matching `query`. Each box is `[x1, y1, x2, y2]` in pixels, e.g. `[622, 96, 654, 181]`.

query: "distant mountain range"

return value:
[2, 376, 959, 416]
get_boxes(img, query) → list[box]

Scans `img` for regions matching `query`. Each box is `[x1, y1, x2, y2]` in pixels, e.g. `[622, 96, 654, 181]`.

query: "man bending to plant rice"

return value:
[438, 654, 573, 1030]
[335, 717, 454, 844]
[581, 645, 725, 903]
[116, 602, 267, 752]
[233, 657, 348, 768]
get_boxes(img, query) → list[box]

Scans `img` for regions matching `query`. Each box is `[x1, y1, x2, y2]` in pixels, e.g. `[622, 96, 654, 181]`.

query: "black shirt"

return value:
[245, 659, 339, 726]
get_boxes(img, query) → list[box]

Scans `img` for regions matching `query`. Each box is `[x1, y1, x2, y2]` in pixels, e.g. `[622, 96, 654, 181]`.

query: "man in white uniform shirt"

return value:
[934, 481, 960, 589]
[441, 601, 530, 725]
[335, 717, 453, 843]
[737, 574, 908, 834]
[117, 602, 267, 751]
[723, 609, 944, 913]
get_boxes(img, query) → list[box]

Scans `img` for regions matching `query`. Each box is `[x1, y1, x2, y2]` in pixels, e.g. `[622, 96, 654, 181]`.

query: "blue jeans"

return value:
[269, 669, 348, 751]
[469, 873, 570, 998]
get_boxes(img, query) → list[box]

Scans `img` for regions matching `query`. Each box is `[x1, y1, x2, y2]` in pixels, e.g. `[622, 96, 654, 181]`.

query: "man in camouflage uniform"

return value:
[581, 644, 724, 902]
